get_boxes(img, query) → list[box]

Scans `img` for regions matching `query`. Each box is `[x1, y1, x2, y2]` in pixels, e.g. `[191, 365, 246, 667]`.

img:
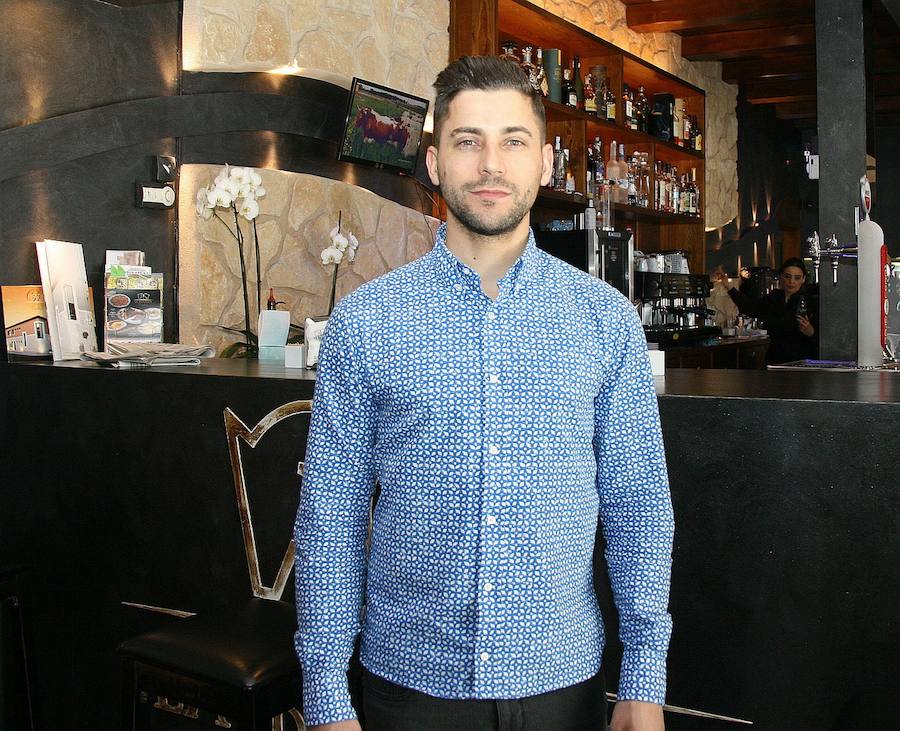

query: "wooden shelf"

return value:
[543, 99, 704, 160]
[534, 191, 703, 226]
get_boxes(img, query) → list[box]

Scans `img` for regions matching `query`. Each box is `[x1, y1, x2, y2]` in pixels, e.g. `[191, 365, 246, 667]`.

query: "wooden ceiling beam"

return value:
[626, 0, 813, 34]
[775, 100, 817, 119]
[722, 54, 816, 84]
[744, 78, 817, 104]
[681, 24, 815, 61]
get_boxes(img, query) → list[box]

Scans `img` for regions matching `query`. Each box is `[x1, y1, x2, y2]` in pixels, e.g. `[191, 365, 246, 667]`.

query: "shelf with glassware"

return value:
[541, 99, 704, 225]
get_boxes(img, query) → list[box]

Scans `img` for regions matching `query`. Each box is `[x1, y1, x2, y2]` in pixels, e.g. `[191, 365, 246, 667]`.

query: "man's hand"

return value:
[610, 700, 664, 731]
[307, 721, 362, 731]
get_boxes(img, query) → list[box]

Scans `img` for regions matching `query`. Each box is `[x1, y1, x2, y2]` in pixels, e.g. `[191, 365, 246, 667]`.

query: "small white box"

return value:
[284, 343, 307, 369]
[648, 349, 665, 377]
[257, 310, 290, 347]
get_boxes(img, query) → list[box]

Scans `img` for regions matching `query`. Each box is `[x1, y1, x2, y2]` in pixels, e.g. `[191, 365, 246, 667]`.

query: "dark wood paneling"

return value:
[626, 0, 813, 34]
[0, 0, 179, 131]
[681, 24, 815, 61]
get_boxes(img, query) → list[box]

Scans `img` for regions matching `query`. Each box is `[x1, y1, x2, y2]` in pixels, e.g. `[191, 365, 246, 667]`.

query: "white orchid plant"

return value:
[195, 165, 267, 357]
[321, 211, 359, 315]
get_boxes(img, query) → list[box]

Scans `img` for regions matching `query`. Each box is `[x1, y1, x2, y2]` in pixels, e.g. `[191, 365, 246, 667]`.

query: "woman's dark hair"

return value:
[432, 55, 545, 146]
[781, 257, 808, 277]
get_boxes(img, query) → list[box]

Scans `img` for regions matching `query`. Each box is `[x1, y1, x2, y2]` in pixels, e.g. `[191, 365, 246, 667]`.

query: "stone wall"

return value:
[182, 0, 449, 104]
[178, 165, 438, 354]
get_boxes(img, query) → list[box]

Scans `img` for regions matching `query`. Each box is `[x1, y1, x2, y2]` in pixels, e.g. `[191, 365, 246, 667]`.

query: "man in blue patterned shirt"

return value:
[295, 56, 674, 731]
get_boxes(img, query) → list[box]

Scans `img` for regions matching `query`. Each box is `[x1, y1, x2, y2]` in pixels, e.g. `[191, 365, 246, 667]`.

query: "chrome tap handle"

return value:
[807, 231, 821, 283]
[831, 256, 840, 285]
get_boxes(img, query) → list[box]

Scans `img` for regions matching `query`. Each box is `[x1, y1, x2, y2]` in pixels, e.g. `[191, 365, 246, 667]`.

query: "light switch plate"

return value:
[135, 182, 176, 208]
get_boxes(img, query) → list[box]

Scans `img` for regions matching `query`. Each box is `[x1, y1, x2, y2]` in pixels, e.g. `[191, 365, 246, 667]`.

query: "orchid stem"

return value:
[232, 206, 253, 351]
[252, 218, 262, 317]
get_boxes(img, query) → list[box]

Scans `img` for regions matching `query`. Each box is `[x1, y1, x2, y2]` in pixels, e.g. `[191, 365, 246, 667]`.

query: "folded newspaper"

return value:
[81, 343, 215, 368]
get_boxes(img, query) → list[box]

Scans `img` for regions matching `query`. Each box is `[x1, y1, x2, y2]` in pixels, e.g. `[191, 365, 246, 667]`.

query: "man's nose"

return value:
[479, 144, 504, 176]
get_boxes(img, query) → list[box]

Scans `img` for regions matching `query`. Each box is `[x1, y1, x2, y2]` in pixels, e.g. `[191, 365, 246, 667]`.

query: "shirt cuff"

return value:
[616, 646, 668, 705]
[301, 663, 357, 727]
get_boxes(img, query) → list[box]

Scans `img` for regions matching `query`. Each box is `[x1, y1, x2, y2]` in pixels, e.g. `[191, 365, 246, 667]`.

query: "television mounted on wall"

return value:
[338, 77, 429, 175]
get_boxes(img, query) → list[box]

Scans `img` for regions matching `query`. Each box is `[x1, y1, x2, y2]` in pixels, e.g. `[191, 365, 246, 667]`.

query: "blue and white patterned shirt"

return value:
[294, 224, 674, 726]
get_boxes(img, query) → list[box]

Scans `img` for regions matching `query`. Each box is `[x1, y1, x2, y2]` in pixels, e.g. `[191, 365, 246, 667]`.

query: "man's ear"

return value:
[425, 145, 440, 186]
[540, 142, 554, 187]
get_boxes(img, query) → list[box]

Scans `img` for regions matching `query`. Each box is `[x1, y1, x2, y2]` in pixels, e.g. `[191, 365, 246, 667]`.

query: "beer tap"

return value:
[807, 231, 858, 285]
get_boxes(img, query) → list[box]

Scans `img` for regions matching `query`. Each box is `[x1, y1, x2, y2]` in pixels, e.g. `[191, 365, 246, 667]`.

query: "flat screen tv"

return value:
[338, 77, 429, 175]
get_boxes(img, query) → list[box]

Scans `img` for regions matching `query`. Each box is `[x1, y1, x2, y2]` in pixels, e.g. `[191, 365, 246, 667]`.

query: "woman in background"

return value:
[720, 257, 818, 364]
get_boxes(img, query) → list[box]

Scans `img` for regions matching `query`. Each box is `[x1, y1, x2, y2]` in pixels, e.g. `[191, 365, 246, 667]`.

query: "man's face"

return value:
[426, 89, 553, 238]
[781, 266, 806, 296]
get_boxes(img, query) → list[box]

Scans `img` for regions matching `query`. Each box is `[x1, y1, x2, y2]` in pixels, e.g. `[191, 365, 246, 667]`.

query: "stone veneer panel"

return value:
[178, 165, 438, 355]
[184, 0, 450, 107]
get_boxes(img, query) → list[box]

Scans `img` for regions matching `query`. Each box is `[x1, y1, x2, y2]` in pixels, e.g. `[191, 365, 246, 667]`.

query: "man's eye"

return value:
[457, 139, 478, 147]
[506, 139, 525, 146]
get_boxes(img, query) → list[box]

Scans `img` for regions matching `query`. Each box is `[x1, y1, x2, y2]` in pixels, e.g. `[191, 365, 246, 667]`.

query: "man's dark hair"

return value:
[781, 257, 808, 277]
[432, 55, 546, 145]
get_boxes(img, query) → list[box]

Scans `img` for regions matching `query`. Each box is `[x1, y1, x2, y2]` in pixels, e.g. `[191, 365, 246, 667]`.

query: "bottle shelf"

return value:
[534, 190, 703, 225]
[543, 99, 703, 160]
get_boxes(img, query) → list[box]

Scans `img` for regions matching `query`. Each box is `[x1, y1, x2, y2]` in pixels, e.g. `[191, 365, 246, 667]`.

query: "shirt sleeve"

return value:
[594, 306, 674, 705]
[294, 305, 378, 726]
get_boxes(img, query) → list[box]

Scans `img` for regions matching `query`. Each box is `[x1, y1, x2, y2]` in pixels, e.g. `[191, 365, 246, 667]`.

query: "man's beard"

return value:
[440, 174, 536, 237]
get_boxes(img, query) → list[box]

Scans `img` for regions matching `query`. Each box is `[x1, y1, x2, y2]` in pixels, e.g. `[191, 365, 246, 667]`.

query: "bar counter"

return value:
[1, 359, 898, 730]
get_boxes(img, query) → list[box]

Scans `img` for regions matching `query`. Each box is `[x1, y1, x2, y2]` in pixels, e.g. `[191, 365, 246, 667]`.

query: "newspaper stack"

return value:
[81, 343, 215, 368]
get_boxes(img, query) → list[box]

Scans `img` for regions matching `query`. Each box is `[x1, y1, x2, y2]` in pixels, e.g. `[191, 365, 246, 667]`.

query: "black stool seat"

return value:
[118, 598, 302, 729]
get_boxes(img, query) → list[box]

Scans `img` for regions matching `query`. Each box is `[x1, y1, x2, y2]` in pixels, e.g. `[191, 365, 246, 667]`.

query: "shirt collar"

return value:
[430, 222, 541, 295]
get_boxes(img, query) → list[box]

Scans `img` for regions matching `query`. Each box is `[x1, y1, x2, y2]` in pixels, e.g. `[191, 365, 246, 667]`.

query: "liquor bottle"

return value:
[607, 140, 620, 202]
[542, 48, 563, 104]
[602, 76, 616, 121]
[584, 198, 597, 230]
[583, 71, 597, 114]
[534, 48, 549, 97]
[683, 113, 692, 149]
[500, 41, 519, 64]
[553, 136, 567, 191]
[521, 46, 542, 96]
[267, 287, 277, 310]
[690, 167, 700, 216]
[617, 143, 630, 203]
[681, 174, 691, 214]
[627, 155, 637, 206]
[623, 84, 633, 129]
[573, 56, 584, 110]
[673, 98, 685, 146]
[671, 175, 681, 213]
[563, 148, 576, 193]
[562, 68, 577, 108]
[636, 86, 649, 133]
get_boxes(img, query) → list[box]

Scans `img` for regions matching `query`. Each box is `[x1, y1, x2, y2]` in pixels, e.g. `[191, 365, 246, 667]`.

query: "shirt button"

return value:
[454, 284, 463, 292]
[484, 582, 494, 593]
[486, 311, 497, 322]
[480, 652, 490, 662]
[488, 374, 500, 384]
[486, 516, 497, 526]
[488, 445, 499, 455]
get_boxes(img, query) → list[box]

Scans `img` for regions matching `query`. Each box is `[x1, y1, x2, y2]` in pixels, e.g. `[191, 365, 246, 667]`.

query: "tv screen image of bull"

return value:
[339, 78, 429, 174]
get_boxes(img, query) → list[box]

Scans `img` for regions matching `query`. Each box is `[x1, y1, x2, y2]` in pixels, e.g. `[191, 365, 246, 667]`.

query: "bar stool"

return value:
[118, 400, 313, 731]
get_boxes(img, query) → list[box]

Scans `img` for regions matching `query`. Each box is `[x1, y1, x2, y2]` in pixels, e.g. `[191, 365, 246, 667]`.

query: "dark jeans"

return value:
[360, 667, 608, 731]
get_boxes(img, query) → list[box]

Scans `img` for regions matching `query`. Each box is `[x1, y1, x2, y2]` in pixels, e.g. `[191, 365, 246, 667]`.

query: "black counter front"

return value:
[1, 360, 897, 730]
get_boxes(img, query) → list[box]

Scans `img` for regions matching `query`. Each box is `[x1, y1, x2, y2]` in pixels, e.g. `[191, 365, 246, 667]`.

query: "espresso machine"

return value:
[535, 228, 634, 300]
[635, 271, 720, 348]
